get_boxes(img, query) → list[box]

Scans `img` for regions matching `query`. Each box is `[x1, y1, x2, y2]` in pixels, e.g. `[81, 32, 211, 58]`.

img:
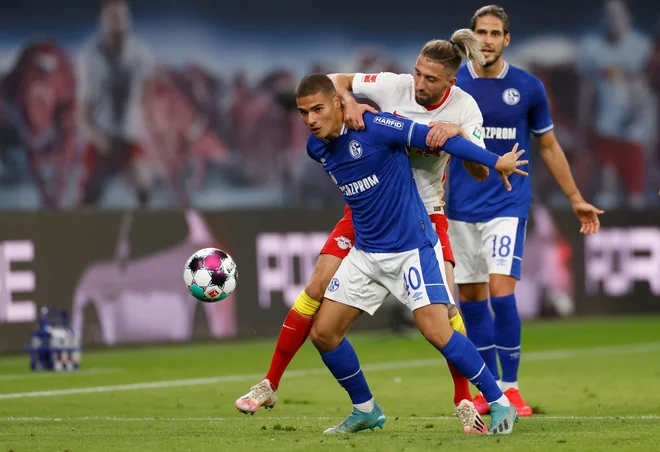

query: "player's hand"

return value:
[426, 122, 461, 150]
[343, 99, 378, 130]
[494, 143, 529, 192]
[571, 201, 604, 235]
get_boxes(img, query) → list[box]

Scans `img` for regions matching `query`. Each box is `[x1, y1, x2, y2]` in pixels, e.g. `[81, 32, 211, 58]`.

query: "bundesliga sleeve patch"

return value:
[362, 74, 378, 83]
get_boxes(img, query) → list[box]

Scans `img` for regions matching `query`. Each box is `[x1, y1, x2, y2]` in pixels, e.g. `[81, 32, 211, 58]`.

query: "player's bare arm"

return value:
[463, 160, 489, 182]
[328, 73, 378, 129]
[535, 130, 604, 235]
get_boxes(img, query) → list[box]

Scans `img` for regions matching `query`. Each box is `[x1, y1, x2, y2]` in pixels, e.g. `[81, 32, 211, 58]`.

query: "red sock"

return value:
[447, 362, 472, 405]
[264, 309, 314, 390]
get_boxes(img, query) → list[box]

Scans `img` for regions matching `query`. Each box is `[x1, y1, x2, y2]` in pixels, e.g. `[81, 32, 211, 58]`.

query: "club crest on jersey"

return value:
[362, 74, 378, 83]
[502, 88, 521, 106]
[334, 235, 353, 250]
[328, 277, 340, 292]
[349, 140, 363, 159]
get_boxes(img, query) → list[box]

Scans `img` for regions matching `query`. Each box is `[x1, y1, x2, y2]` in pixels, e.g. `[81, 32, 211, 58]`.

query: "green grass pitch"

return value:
[1, 316, 659, 451]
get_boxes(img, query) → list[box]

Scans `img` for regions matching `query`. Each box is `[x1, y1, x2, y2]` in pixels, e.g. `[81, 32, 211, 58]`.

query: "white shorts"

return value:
[324, 241, 454, 315]
[448, 217, 527, 284]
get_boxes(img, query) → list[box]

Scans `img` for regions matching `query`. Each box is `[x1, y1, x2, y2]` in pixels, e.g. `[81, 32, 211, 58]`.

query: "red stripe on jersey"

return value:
[424, 88, 451, 111]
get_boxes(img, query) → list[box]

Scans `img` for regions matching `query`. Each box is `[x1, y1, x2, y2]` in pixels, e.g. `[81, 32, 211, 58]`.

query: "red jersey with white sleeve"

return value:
[319, 72, 485, 264]
[352, 72, 486, 215]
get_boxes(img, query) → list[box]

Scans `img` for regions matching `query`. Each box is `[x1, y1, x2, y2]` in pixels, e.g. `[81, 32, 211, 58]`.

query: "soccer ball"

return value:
[183, 248, 237, 302]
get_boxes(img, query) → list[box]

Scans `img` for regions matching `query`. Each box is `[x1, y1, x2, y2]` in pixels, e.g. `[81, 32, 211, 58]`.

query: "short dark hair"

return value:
[471, 5, 510, 35]
[295, 73, 336, 99]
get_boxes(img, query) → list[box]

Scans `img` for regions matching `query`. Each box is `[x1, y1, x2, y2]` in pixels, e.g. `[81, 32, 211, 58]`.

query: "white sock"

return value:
[354, 397, 375, 413]
[489, 394, 510, 407]
[500, 381, 519, 391]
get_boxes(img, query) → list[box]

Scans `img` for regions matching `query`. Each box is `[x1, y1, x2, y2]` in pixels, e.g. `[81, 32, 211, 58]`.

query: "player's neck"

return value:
[474, 58, 506, 79]
[325, 122, 345, 141]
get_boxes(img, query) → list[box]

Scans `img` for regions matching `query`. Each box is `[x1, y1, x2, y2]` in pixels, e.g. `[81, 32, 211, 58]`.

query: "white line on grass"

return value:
[0, 415, 657, 422]
[1, 341, 659, 400]
[0, 368, 122, 382]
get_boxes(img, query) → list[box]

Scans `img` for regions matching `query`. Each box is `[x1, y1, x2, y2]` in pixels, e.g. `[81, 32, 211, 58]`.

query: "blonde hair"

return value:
[420, 29, 485, 75]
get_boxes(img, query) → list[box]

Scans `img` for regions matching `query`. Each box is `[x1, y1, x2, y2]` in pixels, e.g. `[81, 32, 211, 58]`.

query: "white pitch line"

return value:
[0, 415, 658, 422]
[0, 368, 122, 382]
[0, 341, 659, 400]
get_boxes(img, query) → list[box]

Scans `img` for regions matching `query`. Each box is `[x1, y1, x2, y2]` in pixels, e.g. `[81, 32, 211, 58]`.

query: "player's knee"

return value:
[303, 280, 326, 303]
[292, 290, 321, 317]
[458, 283, 489, 302]
[309, 323, 342, 353]
[416, 308, 454, 348]
[420, 325, 454, 349]
[488, 275, 516, 298]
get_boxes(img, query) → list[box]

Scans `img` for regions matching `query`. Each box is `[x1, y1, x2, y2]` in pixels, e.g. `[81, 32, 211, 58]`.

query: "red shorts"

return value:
[320, 205, 455, 266]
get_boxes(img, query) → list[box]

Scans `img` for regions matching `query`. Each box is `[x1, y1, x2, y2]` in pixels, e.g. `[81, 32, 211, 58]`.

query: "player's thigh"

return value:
[385, 241, 454, 312]
[443, 260, 455, 299]
[430, 213, 456, 295]
[430, 213, 455, 267]
[306, 254, 343, 302]
[323, 248, 388, 316]
[311, 298, 363, 352]
[448, 219, 489, 285]
[481, 217, 527, 281]
[308, 206, 354, 301]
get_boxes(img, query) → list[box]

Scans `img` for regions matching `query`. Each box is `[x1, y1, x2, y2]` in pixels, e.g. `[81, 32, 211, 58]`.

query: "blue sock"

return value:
[491, 294, 521, 383]
[320, 338, 373, 405]
[440, 331, 503, 403]
[460, 300, 499, 380]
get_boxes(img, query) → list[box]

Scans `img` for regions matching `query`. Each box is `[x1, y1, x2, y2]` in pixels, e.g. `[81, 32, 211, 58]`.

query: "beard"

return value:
[483, 51, 503, 68]
[414, 94, 434, 106]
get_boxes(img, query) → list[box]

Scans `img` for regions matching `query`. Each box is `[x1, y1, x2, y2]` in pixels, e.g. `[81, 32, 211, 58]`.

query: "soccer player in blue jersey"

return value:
[448, 5, 605, 417]
[296, 73, 526, 434]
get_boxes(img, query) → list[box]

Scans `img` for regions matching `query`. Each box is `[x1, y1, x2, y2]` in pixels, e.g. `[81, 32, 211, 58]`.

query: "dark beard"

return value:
[414, 95, 431, 106]
[483, 54, 502, 68]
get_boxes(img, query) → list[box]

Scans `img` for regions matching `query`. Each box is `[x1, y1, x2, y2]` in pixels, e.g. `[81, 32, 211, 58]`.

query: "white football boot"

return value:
[235, 379, 278, 414]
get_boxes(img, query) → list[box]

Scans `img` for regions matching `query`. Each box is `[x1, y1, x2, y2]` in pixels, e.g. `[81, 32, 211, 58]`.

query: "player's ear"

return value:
[448, 76, 457, 86]
[333, 94, 341, 109]
[504, 32, 511, 48]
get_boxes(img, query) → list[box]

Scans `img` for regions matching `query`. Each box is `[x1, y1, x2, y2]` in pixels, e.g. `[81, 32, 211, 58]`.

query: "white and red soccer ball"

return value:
[183, 248, 237, 302]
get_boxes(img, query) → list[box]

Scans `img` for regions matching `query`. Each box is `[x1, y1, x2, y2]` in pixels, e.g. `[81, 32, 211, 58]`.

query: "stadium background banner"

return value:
[0, 0, 658, 211]
[0, 207, 392, 354]
[0, 208, 658, 354]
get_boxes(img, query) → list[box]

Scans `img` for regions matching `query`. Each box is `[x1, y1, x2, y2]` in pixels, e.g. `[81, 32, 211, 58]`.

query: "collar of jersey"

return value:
[468, 60, 509, 79]
[322, 124, 348, 143]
